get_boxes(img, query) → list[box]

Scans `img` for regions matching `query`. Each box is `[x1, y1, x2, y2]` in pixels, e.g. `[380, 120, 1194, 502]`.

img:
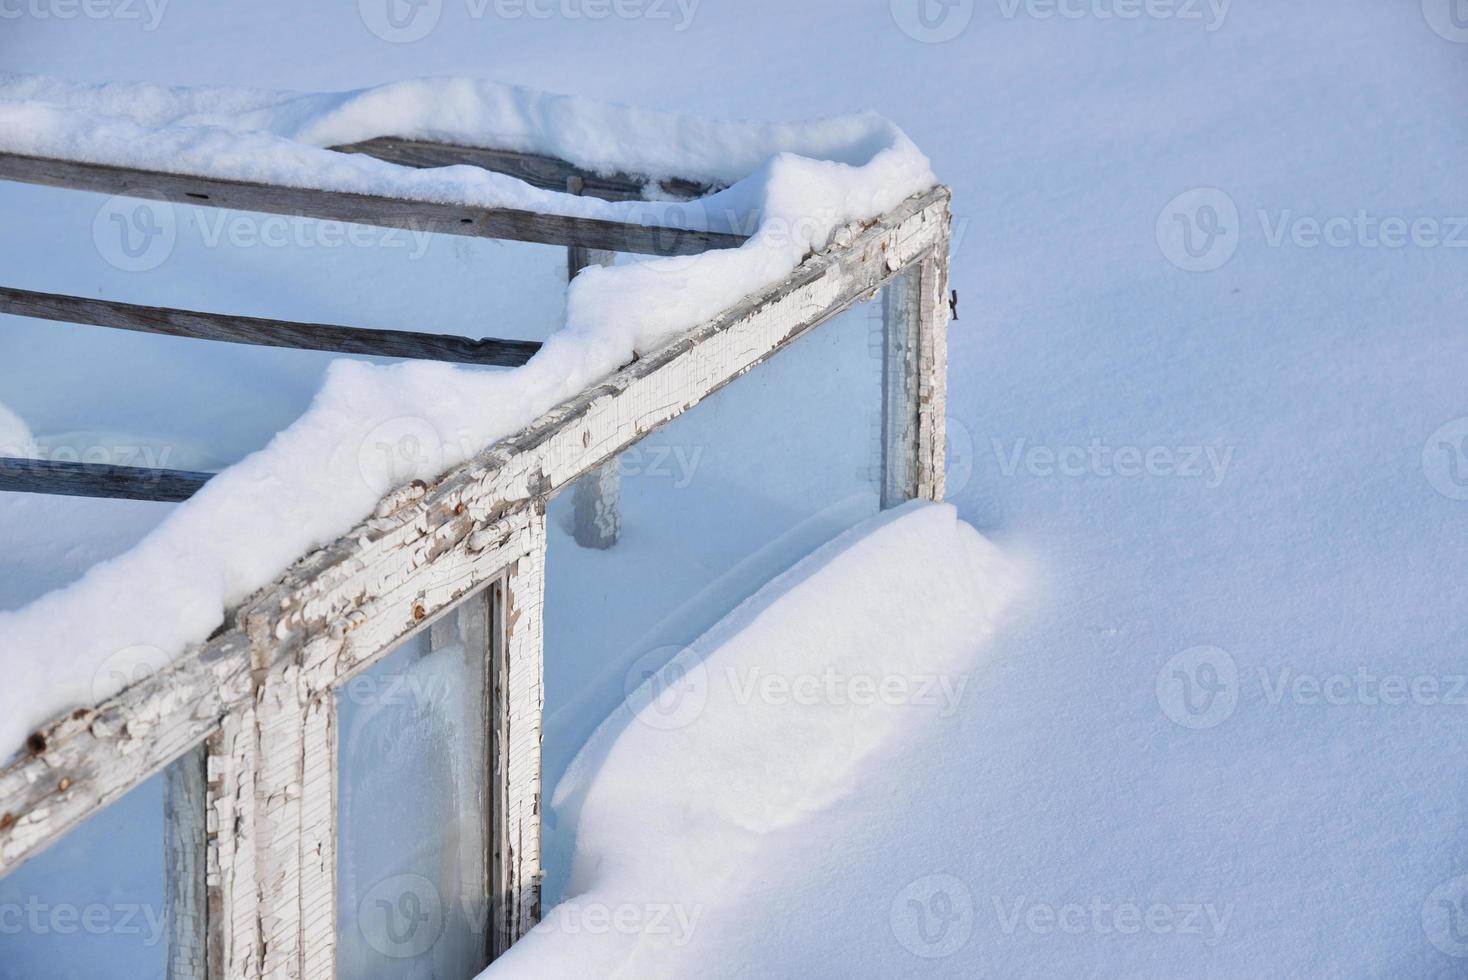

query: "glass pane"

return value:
[541, 296, 888, 902]
[0, 769, 169, 979]
[336, 592, 492, 980]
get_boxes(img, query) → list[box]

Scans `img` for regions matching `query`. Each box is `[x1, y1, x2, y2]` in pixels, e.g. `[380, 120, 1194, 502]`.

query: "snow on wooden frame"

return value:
[0, 77, 939, 759]
[0, 88, 950, 972]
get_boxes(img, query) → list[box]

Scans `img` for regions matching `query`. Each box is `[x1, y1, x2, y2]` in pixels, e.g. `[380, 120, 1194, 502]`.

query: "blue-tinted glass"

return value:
[0, 769, 167, 980]
[336, 593, 492, 979]
[541, 297, 887, 902]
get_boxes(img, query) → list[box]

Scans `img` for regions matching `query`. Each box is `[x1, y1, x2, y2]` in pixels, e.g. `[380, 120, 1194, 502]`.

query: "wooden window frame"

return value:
[0, 147, 951, 978]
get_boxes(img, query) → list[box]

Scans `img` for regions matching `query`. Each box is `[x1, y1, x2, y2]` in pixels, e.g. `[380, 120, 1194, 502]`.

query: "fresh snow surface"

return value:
[0, 73, 920, 226]
[3, 3, 1466, 977]
[490, 502, 1018, 977]
[0, 75, 935, 761]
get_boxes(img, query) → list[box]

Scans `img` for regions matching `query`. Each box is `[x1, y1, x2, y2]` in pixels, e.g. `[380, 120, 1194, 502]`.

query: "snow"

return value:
[493, 501, 1018, 977]
[0, 73, 924, 233]
[0, 74, 934, 762]
[0, 399, 35, 457]
[3, 3, 1466, 978]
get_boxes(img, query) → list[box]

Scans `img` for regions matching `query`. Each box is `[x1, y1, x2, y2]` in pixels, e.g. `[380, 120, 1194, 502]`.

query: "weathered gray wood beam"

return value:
[0, 152, 745, 256]
[331, 137, 714, 202]
[164, 746, 209, 980]
[881, 264, 921, 509]
[0, 457, 212, 502]
[0, 286, 541, 368]
[565, 177, 623, 550]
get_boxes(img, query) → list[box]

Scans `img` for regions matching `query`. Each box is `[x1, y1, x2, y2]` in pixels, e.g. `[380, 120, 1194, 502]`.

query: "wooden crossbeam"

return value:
[0, 152, 743, 256]
[0, 457, 212, 502]
[331, 137, 714, 202]
[0, 286, 542, 367]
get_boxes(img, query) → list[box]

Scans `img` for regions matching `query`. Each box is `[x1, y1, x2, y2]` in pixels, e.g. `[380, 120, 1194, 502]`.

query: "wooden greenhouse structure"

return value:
[0, 131, 952, 978]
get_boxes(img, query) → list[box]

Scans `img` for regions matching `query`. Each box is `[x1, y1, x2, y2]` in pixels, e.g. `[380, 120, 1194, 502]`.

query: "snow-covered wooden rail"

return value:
[0, 151, 747, 255]
[0, 122, 951, 977]
[328, 137, 717, 202]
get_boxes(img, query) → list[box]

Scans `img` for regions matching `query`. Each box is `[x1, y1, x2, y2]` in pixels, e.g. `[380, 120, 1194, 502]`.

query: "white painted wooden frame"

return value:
[0, 184, 951, 979]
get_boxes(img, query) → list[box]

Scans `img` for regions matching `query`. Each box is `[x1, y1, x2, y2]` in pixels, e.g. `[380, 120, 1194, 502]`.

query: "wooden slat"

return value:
[164, 746, 209, 980]
[0, 457, 211, 502]
[0, 286, 541, 367]
[0, 152, 744, 256]
[331, 137, 714, 202]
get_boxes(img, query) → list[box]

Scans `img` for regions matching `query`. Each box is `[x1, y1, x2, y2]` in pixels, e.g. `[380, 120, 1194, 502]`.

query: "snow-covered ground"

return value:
[3, 2, 1466, 977]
